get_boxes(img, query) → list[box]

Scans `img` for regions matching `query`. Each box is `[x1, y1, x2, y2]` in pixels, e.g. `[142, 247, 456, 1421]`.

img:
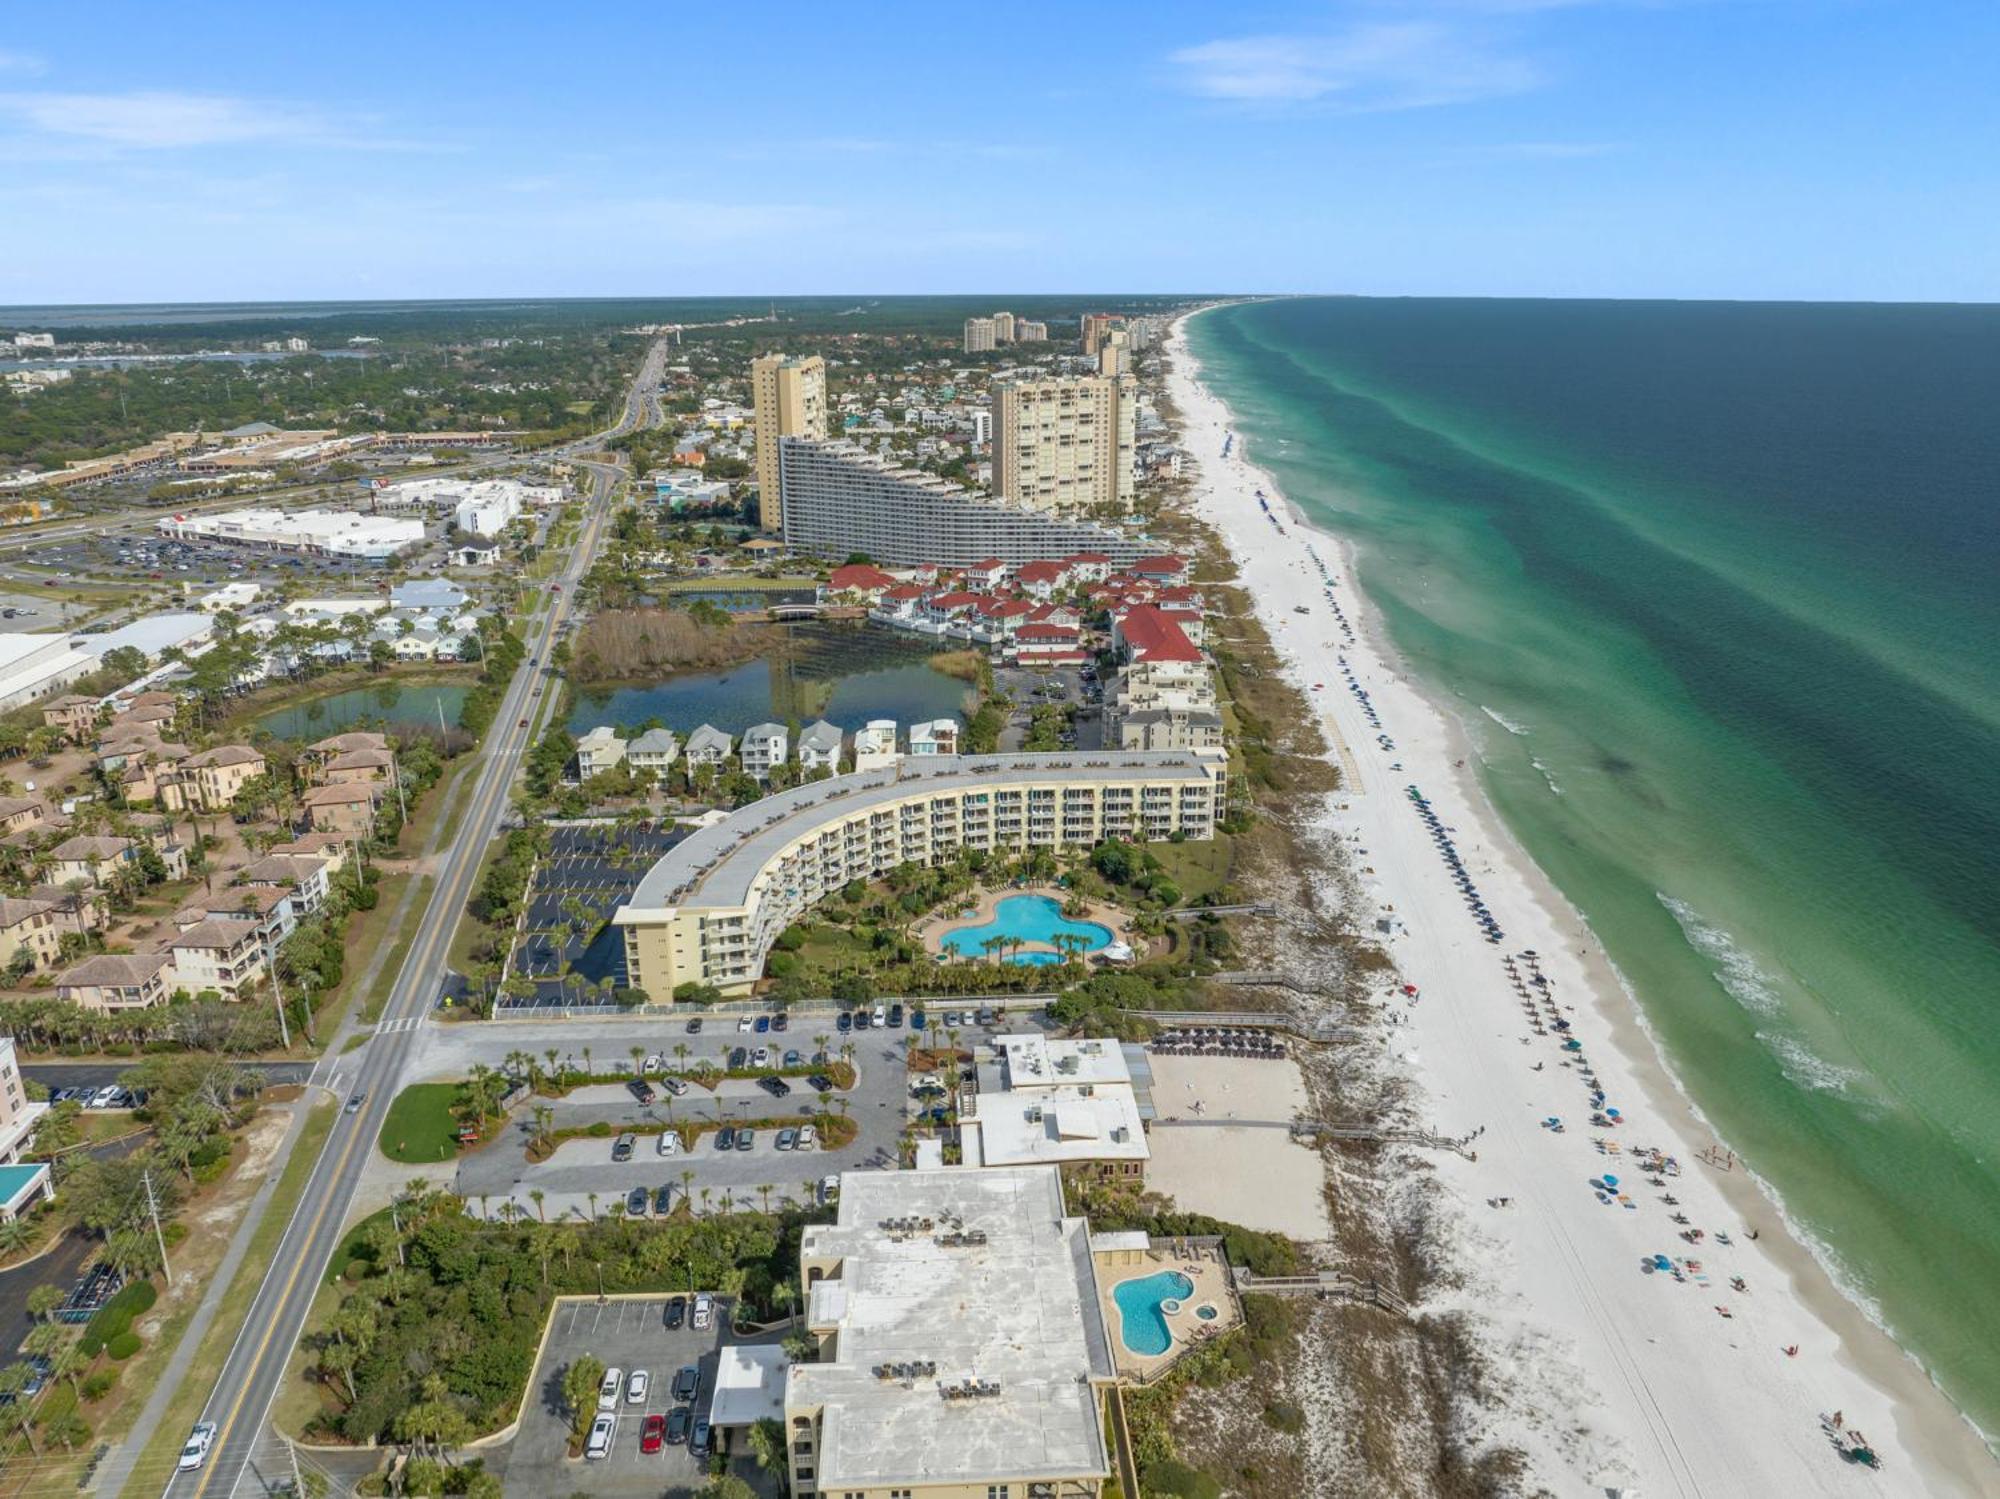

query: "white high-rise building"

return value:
[993, 374, 1137, 512]
[963, 317, 996, 353]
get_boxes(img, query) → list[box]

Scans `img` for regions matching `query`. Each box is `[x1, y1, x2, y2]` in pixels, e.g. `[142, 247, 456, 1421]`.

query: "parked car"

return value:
[836, 1011, 852, 1033]
[663, 1298, 686, 1330]
[782, 1049, 802, 1067]
[626, 1187, 649, 1217]
[586, 1413, 616, 1459]
[690, 1417, 712, 1457]
[654, 1184, 674, 1214]
[797, 1124, 818, 1150]
[662, 1076, 688, 1097]
[178, 1422, 217, 1471]
[820, 1174, 840, 1205]
[807, 1074, 834, 1093]
[735, 1129, 755, 1151]
[753, 1014, 771, 1033]
[665, 1406, 691, 1444]
[643, 1054, 663, 1074]
[889, 1003, 905, 1028]
[771, 1011, 789, 1032]
[685, 1017, 703, 1034]
[89, 1085, 120, 1109]
[728, 1047, 748, 1069]
[626, 1369, 650, 1405]
[657, 1131, 681, 1156]
[736, 1015, 754, 1033]
[871, 1004, 887, 1027]
[911, 1009, 928, 1030]
[713, 1127, 735, 1151]
[628, 1080, 655, 1105]
[599, 1368, 624, 1411]
[776, 1127, 799, 1151]
[751, 1046, 772, 1069]
[612, 1133, 636, 1162]
[640, 1413, 667, 1453]
[672, 1365, 700, 1402]
[975, 1007, 997, 1026]
[692, 1293, 714, 1330]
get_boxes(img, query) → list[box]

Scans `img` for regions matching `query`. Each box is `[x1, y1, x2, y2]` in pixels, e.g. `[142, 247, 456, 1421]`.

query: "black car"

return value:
[728, 1046, 748, 1069]
[685, 1017, 703, 1034]
[759, 1076, 792, 1098]
[666, 1406, 691, 1444]
[714, 1126, 735, 1150]
[672, 1365, 700, 1402]
[888, 1003, 905, 1028]
[807, 1074, 834, 1093]
[836, 1011, 852, 1033]
[654, 1184, 673, 1215]
[626, 1186, 649, 1216]
[612, 1133, 636, 1162]
[628, 1079, 655, 1105]
[771, 1012, 789, 1032]
[664, 1298, 686, 1330]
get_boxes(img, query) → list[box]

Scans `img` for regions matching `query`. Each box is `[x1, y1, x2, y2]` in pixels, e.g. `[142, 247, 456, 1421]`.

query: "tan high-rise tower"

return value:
[751, 353, 827, 531]
[993, 373, 1136, 513]
[991, 310, 1017, 343]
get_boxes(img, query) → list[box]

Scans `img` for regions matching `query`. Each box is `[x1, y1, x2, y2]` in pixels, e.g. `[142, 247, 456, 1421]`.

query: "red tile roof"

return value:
[1118, 604, 1204, 665]
[829, 563, 896, 592]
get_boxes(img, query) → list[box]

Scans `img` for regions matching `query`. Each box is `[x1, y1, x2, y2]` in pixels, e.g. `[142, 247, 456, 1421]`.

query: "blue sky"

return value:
[2, 1, 1995, 303]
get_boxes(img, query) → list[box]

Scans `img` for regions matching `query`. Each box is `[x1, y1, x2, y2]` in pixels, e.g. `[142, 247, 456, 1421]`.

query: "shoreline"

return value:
[1166, 305, 1995, 1496]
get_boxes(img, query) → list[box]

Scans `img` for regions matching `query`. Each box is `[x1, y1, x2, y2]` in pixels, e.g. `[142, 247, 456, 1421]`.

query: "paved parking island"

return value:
[496, 1294, 778, 1498]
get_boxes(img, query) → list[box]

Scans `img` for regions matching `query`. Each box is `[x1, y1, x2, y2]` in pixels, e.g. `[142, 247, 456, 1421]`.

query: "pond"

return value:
[254, 681, 469, 741]
[568, 622, 970, 738]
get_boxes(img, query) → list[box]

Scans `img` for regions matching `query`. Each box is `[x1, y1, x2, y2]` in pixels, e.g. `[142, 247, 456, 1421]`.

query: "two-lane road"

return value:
[158, 340, 664, 1499]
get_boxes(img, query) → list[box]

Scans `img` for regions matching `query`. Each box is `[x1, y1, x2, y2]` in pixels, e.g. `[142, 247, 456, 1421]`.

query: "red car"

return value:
[639, 1413, 666, 1454]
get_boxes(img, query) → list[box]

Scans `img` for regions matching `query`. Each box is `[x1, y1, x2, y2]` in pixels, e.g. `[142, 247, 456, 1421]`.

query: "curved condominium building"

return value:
[614, 749, 1228, 998]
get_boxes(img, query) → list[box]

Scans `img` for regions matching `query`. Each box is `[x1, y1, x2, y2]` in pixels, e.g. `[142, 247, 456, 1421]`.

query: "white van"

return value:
[586, 1412, 616, 1460]
[598, 1367, 623, 1411]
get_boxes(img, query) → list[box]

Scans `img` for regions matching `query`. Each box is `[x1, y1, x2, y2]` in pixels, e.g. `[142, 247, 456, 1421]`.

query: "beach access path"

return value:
[1166, 311, 1994, 1499]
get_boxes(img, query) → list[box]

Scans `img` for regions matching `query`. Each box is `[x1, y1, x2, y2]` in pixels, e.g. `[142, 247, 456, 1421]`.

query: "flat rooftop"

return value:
[792, 1166, 1115, 1492]
[618, 750, 1221, 915]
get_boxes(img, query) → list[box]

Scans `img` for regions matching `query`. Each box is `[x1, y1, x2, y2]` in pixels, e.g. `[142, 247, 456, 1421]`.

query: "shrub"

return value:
[1142, 1459, 1223, 1499]
[585, 1121, 612, 1137]
[81, 1369, 118, 1402]
[107, 1331, 142, 1361]
[1262, 1400, 1305, 1434]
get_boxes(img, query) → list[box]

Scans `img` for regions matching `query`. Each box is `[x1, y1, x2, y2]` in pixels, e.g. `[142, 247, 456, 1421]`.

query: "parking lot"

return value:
[507, 822, 691, 1006]
[995, 662, 1103, 751]
[33, 528, 399, 590]
[494, 1294, 779, 1498]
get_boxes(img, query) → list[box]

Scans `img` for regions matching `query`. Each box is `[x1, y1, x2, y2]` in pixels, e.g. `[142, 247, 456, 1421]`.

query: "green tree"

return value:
[560, 1355, 606, 1442]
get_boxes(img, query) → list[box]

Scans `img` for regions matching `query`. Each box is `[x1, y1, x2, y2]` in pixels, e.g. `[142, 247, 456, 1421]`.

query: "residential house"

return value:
[821, 563, 897, 603]
[1131, 554, 1190, 586]
[851, 719, 899, 773]
[56, 953, 172, 1013]
[908, 719, 959, 756]
[299, 783, 380, 837]
[626, 728, 681, 775]
[167, 920, 269, 999]
[0, 798, 49, 835]
[41, 695, 98, 742]
[0, 896, 65, 973]
[163, 744, 266, 813]
[575, 726, 628, 779]
[267, 831, 355, 872]
[321, 747, 396, 787]
[301, 731, 390, 781]
[682, 724, 732, 768]
[739, 723, 788, 780]
[48, 835, 140, 886]
[962, 557, 1008, 591]
[389, 579, 470, 614]
[1013, 559, 1071, 599]
[797, 720, 843, 774]
[235, 854, 332, 917]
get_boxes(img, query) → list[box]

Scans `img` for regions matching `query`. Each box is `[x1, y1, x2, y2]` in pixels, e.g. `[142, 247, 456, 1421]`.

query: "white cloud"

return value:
[0, 89, 437, 151]
[1169, 21, 1539, 110]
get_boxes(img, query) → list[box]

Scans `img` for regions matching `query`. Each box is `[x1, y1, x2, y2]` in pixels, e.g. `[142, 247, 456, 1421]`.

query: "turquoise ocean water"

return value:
[1189, 297, 2000, 1447]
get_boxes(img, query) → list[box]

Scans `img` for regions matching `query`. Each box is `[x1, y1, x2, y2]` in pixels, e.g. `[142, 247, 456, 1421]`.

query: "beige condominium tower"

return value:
[993, 372, 1137, 513]
[751, 353, 827, 531]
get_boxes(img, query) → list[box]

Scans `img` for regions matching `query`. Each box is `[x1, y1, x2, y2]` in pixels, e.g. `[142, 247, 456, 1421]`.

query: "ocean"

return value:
[1188, 297, 2000, 1448]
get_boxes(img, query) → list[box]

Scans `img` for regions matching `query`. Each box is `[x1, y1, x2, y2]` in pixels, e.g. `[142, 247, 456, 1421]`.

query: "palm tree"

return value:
[530, 1188, 547, 1223]
[586, 1190, 599, 1221]
[757, 1183, 773, 1216]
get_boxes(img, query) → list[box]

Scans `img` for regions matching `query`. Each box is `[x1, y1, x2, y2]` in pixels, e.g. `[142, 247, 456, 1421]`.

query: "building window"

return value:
[988, 1488, 1012, 1499]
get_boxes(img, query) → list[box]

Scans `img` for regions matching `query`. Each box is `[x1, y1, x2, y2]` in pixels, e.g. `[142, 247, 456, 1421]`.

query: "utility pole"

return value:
[143, 1170, 173, 1286]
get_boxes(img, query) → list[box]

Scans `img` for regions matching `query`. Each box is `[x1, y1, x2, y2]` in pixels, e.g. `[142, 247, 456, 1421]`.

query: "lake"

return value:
[254, 680, 469, 741]
[568, 622, 970, 737]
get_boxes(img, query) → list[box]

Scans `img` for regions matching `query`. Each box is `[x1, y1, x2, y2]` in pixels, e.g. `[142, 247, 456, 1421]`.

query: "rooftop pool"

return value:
[938, 894, 1111, 964]
[1113, 1270, 1194, 1357]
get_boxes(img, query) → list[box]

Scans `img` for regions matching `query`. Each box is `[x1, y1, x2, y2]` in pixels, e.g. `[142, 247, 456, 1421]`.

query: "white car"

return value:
[736, 1015, 754, 1033]
[691, 1293, 714, 1330]
[586, 1412, 616, 1460]
[657, 1131, 681, 1156]
[626, 1369, 650, 1405]
[90, 1085, 121, 1109]
[871, 1003, 887, 1027]
[643, 1053, 663, 1074]
[598, 1367, 623, 1411]
[751, 1046, 771, 1069]
[796, 1124, 818, 1151]
[178, 1421, 217, 1471]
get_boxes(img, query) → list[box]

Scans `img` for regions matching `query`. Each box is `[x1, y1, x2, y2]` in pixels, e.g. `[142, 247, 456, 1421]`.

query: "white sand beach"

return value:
[1166, 309, 1996, 1497]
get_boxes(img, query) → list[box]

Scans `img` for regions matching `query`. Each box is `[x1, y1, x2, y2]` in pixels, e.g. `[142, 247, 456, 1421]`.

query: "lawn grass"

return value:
[1147, 835, 1236, 905]
[377, 1082, 460, 1165]
[360, 874, 432, 1025]
[115, 1097, 336, 1499]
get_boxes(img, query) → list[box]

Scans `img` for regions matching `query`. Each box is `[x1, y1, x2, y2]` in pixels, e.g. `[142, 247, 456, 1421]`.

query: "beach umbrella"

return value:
[1603, 1175, 1618, 1186]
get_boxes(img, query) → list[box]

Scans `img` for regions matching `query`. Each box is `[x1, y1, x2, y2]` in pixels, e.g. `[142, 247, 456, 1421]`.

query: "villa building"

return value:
[575, 725, 628, 779]
[614, 749, 1227, 998]
[56, 952, 173, 1012]
[962, 1034, 1150, 1182]
[739, 723, 788, 780]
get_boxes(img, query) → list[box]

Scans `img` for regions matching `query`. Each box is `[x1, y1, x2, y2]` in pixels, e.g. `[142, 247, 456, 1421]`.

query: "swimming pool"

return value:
[1112, 1270, 1194, 1357]
[939, 894, 1111, 964]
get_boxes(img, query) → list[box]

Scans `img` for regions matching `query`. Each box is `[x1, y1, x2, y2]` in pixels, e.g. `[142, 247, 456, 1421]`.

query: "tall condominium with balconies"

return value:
[993, 373, 1137, 513]
[990, 310, 1016, 342]
[963, 316, 996, 353]
[750, 353, 826, 531]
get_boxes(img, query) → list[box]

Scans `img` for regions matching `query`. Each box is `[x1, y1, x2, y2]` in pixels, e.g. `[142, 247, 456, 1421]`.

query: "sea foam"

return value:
[1481, 705, 1532, 736]
[1657, 893, 1782, 1016]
